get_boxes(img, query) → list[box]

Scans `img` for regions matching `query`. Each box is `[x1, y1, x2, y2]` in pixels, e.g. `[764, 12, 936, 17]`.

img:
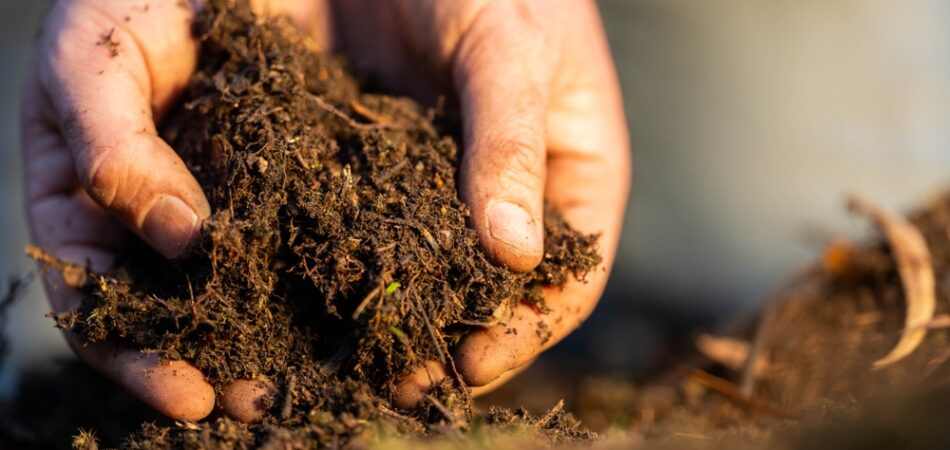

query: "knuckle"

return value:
[508, 0, 546, 34]
[449, 0, 548, 65]
[45, 2, 118, 65]
[77, 146, 123, 209]
[432, 0, 492, 61]
[495, 137, 545, 189]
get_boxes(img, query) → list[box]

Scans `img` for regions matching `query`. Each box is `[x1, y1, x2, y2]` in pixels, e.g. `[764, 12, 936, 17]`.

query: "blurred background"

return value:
[2, 0, 950, 399]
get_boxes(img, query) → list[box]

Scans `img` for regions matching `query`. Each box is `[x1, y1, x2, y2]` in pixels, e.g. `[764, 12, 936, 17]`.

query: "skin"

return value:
[22, 0, 630, 421]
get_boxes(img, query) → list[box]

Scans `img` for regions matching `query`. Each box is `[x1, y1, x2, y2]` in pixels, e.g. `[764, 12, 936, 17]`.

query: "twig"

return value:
[377, 404, 426, 434]
[352, 286, 381, 320]
[305, 93, 385, 132]
[25, 246, 90, 288]
[376, 159, 409, 185]
[426, 394, 465, 429]
[424, 305, 473, 416]
[350, 99, 391, 125]
[686, 368, 798, 419]
[421, 312, 447, 365]
[536, 400, 564, 428]
[849, 194, 936, 370]
[280, 373, 296, 420]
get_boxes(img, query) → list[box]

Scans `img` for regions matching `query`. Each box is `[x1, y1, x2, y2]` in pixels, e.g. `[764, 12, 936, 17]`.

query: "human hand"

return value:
[23, 0, 630, 420]
[21, 0, 327, 421]
[320, 0, 631, 406]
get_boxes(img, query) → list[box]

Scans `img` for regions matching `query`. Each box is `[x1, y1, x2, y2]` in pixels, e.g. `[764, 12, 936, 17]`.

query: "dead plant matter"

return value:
[33, 0, 600, 447]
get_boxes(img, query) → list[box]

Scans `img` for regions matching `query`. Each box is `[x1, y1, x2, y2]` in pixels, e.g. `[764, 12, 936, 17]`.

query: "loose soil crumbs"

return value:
[34, 1, 600, 448]
[22, 1, 950, 447]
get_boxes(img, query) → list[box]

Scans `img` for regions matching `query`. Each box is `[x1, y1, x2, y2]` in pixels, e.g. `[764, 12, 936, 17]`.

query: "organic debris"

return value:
[16, 0, 950, 448]
[848, 194, 936, 369]
[694, 334, 767, 376]
[15, 191, 950, 448]
[29, 0, 600, 447]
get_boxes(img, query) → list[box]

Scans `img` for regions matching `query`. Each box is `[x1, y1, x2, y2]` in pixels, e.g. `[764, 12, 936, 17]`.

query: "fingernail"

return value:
[143, 196, 199, 259]
[487, 201, 541, 256]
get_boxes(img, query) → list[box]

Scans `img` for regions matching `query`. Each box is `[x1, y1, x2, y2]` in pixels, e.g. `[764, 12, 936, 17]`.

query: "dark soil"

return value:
[30, 0, 600, 448]
[17, 191, 950, 448]
[22, 0, 950, 449]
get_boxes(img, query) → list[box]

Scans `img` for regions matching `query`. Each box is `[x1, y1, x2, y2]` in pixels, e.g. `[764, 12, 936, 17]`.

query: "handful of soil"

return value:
[35, 0, 600, 447]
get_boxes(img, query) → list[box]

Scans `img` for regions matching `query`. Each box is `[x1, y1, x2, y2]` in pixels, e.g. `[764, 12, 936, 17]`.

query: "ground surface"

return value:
[9, 1, 950, 449]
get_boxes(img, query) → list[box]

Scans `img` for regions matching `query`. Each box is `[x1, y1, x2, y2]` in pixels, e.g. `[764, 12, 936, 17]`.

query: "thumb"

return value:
[39, 1, 208, 259]
[453, 3, 553, 272]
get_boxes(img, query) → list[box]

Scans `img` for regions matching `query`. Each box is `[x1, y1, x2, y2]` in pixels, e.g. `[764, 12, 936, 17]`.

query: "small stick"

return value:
[426, 394, 464, 429]
[849, 194, 936, 370]
[421, 313, 447, 365]
[352, 286, 381, 320]
[25, 246, 90, 288]
[442, 344, 474, 417]
[377, 405, 426, 434]
[280, 373, 296, 420]
[687, 368, 798, 419]
[536, 400, 564, 428]
[308, 92, 415, 134]
[350, 99, 390, 125]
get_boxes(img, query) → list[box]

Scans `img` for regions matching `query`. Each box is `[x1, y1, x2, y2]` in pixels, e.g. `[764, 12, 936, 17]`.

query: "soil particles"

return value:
[23, 0, 950, 449]
[32, 0, 600, 448]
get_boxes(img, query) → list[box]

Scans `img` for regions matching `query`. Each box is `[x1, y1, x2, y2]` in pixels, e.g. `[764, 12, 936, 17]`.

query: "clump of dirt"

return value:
[33, 1, 950, 449]
[582, 192, 950, 448]
[482, 401, 597, 445]
[747, 193, 950, 410]
[32, 0, 599, 447]
[18, 187, 950, 448]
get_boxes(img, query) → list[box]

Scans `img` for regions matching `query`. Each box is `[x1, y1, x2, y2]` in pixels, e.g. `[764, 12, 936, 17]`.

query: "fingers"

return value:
[393, 361, 447, 409]
[71, 339, 216, 422]
[393, 358, 532, 409]
[32, 236, 216, 422]
[36, 239, 216, 421]
[456, 0, 631, 388]
[28, 214, 217, 421]
[452, 1, 554, 272]
[455, 304, 547, 387]
[389, 0, 629, 400]
[220, 378, 278, 423]
[36, 0, 208, 259]
[456, 291, 594, 388]
[22, 29, 215, 419]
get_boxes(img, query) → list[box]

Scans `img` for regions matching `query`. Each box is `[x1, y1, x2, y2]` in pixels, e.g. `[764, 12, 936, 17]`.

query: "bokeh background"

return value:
[2, 0, 950, 397]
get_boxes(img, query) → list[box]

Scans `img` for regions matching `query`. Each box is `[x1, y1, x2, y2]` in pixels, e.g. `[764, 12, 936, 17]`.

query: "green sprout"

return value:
[385, 282, 401, 295]
[388, 326, 406, 339]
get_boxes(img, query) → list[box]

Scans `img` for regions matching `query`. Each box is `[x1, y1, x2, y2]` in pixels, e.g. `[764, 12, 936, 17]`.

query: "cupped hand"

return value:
[21, 0, 326, 421]
[22, 0, 630, 421]
[323, 0, 631, 406]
